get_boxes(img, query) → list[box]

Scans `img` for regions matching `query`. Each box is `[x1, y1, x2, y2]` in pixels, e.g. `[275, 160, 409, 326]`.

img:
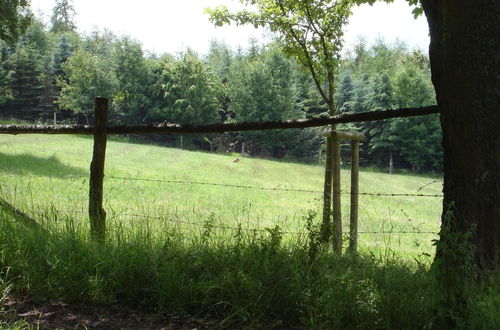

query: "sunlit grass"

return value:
[0, 134, 443, 259]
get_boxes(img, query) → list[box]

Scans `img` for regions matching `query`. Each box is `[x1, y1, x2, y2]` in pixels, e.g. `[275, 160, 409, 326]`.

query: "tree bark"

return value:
[421, 0, 500, 269]
[89, 98, 108, 242]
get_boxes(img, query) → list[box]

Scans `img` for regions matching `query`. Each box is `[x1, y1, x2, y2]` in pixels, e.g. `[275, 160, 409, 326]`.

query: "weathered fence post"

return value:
[321, 137, 333, 242]
[325, 130, 365, 256]
[349, 140, 360, 254]
[331, 134, 342, 255]
[89, 97, 108, 242]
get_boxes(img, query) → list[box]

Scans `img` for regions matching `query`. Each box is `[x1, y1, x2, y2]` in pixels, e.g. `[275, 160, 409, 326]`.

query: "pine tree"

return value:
[9, 45, 44, 119]
[0, 43, 12, 105]
[53, 34, 73, 79]
[50, 0, 77, 34]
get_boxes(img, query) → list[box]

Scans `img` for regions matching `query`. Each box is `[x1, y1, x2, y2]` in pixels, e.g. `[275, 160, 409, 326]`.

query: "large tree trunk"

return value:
[421, 0, 500, 270]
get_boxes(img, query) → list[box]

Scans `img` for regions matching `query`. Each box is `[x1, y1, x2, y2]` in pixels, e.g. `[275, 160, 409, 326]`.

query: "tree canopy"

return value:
[0, 0, 32, 44]
[207, 0, 353, 113]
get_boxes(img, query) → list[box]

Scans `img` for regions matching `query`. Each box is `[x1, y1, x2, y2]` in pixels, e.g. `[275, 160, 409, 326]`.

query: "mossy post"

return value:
[89, 97, 108, 243]
[321, 137, 333, 242]
[331, 134, 342, 255]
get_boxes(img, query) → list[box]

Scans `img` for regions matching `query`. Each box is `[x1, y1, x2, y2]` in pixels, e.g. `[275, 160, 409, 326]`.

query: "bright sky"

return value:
[30, 0, 430, 56]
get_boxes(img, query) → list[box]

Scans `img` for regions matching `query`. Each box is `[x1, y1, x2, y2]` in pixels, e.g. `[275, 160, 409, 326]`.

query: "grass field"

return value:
[1, 134, 499, 329]
[0, 134, 443, 259]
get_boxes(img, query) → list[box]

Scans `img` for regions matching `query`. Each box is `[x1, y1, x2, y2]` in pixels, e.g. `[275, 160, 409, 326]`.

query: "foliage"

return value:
[0, 0, 32, 45]
[354, 0, 424, 18]
[207, 0, 353, 113]
[157, 51, 222, 125]
[112, 37, 149, 124]
[57, 49, 117, 122]
[50, 0, 77, 34]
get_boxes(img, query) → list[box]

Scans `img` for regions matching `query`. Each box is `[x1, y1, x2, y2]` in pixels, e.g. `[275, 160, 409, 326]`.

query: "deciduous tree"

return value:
[0, 0, 31, 44]
[207, 0, 354, 246]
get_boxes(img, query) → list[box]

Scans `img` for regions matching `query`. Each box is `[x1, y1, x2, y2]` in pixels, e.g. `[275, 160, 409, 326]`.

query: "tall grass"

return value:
[1, 208, 498, 328]
[1, 135, 497, 328]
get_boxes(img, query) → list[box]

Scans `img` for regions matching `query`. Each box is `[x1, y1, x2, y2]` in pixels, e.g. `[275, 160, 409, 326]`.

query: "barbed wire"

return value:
[105, 175, 323, 194]
[53, 209, 437, 236]
[1, 173, 444, 197]
[105, 175, 443, 197]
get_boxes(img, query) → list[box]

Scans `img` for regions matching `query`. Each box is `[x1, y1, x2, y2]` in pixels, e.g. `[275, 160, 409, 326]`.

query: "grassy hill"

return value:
[0, 133, 442, 258]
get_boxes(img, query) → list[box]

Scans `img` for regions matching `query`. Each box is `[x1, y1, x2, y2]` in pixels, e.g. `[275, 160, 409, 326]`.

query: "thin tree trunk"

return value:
[389, 149, 393, 175]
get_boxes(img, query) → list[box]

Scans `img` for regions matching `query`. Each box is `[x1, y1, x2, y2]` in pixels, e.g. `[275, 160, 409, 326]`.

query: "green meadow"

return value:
[0, 133, 443, 258]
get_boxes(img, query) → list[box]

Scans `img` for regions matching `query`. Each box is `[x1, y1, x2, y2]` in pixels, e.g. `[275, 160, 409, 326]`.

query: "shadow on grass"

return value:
[0, 152, 86, 177]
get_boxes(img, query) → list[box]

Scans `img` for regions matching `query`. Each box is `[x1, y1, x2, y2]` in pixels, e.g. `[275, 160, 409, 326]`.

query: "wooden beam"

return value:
[0, 106, 439, 135]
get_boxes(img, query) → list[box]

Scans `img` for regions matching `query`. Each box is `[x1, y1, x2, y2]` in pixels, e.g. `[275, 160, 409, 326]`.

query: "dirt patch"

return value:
[1, 296, 210, 329]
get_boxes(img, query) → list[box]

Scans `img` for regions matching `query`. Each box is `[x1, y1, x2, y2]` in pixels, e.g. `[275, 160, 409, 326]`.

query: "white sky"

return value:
[30, 0, 430, 56]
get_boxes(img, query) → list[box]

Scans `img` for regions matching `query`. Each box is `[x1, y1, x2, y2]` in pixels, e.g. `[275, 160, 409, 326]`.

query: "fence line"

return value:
[0, 105, 438, 135]
[0, 100, 442, 248]
[54, 209, 437, 236]
[2, 173, 443, 198]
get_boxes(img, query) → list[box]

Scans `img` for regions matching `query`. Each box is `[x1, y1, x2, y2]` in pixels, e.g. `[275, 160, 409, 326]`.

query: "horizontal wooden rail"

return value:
[0, 106, 439, 135]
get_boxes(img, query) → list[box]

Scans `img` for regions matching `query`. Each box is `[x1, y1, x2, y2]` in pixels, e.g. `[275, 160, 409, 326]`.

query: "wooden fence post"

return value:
[332, 135, 342, 255]
[89, 97, 108, 242]
[349, 140, 360, 254]
[321, 137, 333, 242]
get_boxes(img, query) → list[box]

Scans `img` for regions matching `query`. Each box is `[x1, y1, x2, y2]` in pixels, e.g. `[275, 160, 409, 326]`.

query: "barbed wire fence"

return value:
[0, 99, 443, 249]
[1, 172, 443, 237]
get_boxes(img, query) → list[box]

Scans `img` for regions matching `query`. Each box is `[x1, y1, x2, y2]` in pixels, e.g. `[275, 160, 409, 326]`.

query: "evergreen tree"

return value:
[9, 45, 44, 119]
[335, 72, 355, 113]
[50, 0, 77, 34]
[205, 40, 233, 121]
[389, 65, 439, 172]
[365, 73, 395, 169]
[0, 43, 12, 105]
[53, 34, 73, 79]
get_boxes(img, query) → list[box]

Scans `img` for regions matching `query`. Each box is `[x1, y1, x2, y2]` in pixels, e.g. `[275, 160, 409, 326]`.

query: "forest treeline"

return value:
[0, 3, 441, 172]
